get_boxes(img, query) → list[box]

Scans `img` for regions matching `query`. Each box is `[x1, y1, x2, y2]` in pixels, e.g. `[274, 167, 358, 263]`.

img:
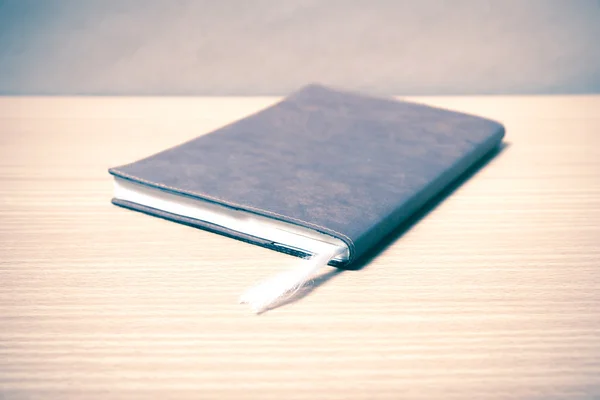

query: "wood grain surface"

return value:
[1, 96, 599, 400]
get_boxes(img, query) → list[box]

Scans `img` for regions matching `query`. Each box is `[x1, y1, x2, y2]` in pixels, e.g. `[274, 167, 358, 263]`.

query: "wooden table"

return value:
[1, 96, 599, 399]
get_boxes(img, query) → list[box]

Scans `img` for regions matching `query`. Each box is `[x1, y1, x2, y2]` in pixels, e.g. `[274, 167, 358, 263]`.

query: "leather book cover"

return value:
[109, 84, 505, 267]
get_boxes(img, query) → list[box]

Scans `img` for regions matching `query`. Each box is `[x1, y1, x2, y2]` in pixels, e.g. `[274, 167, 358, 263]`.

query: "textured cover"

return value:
[109, 84, 505, 266]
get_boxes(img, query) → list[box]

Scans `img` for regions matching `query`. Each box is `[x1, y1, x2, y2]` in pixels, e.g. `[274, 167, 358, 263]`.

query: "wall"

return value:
[1, 0, 599, 95]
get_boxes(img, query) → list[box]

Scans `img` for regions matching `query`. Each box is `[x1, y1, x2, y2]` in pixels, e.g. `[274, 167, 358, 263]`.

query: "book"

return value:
[109, 84, 505, 312]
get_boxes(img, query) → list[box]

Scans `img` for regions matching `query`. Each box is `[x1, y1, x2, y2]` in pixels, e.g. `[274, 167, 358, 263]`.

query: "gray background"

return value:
[1, 0, 599, 95]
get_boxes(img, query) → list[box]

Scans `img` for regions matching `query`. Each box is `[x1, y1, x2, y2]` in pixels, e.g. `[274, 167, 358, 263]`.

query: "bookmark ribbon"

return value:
[239, 246, 344, 314]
